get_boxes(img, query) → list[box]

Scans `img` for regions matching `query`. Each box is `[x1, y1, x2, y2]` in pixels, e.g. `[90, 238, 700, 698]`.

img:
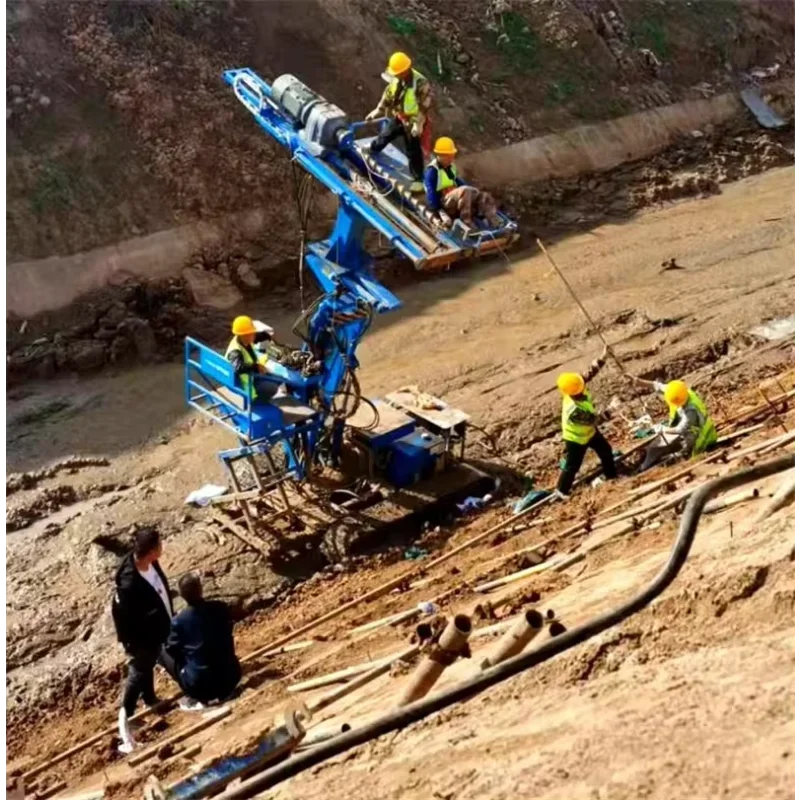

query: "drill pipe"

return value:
[359, 149, 442, 228]
[213, 455, 794, 800]
[397, 615, 472, 706]
[480, 609, 544, 670]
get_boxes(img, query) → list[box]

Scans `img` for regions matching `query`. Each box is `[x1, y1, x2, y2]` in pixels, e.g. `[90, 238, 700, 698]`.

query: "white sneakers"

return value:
[591, 476, 606, 489]
[118, 707, 136, 754]
[178, 697, 206, 712]
[552, 489, 569, 501]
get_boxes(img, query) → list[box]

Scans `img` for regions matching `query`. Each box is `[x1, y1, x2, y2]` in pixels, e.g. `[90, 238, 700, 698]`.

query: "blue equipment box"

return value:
[386, 430, 446, 488]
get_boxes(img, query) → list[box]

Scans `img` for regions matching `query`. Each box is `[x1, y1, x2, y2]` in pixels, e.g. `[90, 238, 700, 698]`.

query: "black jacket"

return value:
[111, 553, 173, 653]
[165, 600, 241, 703]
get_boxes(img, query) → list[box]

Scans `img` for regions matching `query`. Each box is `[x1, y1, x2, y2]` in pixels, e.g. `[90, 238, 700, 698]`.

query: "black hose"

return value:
[218, 453, 794, 799]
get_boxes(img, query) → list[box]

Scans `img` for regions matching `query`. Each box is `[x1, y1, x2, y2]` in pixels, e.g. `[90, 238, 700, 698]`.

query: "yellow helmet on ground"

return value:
[557, 372, 585, 396]
[232, 315, 257, 336]
[664, 380, 689, 407]
[387, 51, 412, 76]
[433, 136, 458, 156]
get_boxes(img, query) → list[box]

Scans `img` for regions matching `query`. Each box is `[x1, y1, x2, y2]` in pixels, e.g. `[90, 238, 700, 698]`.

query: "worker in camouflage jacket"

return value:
[366, 51, 433, 190]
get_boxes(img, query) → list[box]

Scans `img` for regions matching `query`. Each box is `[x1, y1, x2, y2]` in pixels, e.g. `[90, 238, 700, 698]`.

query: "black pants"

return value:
[557, 432, 617, 495]
[122, 645, 172, 716]
[369, 117, 424, 180]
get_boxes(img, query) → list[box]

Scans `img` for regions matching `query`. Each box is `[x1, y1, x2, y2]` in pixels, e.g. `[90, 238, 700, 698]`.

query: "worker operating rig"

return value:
[184, 68, 517, 561]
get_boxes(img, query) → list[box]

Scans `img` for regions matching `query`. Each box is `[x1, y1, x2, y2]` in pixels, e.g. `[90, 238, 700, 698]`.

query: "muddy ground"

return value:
[6, 166, 796, 797]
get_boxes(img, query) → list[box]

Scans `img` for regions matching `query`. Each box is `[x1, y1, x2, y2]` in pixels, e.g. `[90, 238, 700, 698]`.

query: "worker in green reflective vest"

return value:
[225, 315, 278, 403]
[555, 346, 618, 498]
[628, 377, 717, 471]
[365, 51, 434, 190]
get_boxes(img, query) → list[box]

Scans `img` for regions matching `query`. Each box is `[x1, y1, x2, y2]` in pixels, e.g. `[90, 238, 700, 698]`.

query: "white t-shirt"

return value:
[138, 564, 172, 617]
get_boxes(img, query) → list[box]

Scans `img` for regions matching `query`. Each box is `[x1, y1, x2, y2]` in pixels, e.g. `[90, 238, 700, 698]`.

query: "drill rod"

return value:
[535, 237, 625, 372]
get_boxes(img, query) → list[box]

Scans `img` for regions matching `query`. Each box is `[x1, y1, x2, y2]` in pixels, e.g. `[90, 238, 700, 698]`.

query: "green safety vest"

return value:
[225, 336, 257, 400]
[668, 388, 717, 455]
[562, 390, 597, 445]
[429, 159, 458, 193]
[387, 69, 425, 119]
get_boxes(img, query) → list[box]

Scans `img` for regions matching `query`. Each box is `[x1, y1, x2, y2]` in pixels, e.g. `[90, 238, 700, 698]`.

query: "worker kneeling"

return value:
[226, 315, 278, 403]
[556, 349, 618, 497]
[161, 573, 242, 709]
[635, 378, 717, 472]
[425, 137, 503, 230]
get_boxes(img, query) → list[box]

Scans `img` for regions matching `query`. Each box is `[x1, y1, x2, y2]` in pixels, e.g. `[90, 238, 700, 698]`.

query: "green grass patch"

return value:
[487, 11, 539, 73]
[546, 78, 578, 106]
[386, 16, 454, 83]
[31, 163, 75, 215]
[631, 16, 669, 60]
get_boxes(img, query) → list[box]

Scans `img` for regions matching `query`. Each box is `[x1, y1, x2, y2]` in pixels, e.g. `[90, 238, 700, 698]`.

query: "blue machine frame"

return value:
[184, 67, 515, 486]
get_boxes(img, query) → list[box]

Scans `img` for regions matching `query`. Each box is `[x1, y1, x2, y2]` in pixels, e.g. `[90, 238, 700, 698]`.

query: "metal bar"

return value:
[222, 460, 260, 541]
[216, 454, 794, 798]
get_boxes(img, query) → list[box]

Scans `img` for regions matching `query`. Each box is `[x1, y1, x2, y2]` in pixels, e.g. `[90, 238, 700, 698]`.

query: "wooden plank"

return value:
[307, 645, 420, 714]
[209, 510, 272, 560]
[127, 708, 231, 767]
[287, 652, 401, 693]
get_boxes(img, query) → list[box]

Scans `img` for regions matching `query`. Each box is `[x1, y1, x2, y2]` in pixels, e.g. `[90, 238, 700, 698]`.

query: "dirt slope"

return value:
[5, 168, 795, 798]
[6, 0, 794, 260]
[268, 503, 795, 800]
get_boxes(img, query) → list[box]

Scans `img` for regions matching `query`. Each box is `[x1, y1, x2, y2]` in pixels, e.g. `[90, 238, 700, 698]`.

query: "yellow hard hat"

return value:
[433, 136, 458, 156]
[557, 372, 585, 396]
[664, 380, 689, 407]
[387, 51, 412, 76]
[232, 315, 257, 336]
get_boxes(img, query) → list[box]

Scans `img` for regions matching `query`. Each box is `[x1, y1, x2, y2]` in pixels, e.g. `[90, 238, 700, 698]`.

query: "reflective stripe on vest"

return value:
[225, 336, 257, 399]
[429, 159, 458, 193]
[668, 389, 717, 454]
[562, 390, 597, 445]
[388, 69, 424, 118]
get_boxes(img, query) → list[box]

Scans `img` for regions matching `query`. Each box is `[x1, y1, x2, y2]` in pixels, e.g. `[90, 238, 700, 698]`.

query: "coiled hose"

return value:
[218, 453, 794, 799]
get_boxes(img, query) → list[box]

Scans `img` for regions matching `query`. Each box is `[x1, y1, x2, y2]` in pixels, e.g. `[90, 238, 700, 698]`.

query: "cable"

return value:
[217, 453, 794, 798]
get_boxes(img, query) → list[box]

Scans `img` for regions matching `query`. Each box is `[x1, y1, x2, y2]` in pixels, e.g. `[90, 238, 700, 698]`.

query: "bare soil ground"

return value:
[6, 167, 795, 798]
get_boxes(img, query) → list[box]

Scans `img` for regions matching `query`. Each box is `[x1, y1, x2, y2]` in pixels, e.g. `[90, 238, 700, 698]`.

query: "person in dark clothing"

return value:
[112, 527, 174, 753]
[164, 573, 242, 708]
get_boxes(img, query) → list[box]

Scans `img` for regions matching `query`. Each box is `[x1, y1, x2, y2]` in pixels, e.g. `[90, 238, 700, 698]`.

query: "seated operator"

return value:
[226, 315, 279, 402]
[424, 136, 504, 230]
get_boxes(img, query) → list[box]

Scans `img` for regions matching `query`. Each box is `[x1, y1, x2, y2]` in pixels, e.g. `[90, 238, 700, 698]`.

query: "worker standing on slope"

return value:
[555, 346, 618, 498]
[628, 377, 717, 471]
[365, 51, 433, 191]
[226, 316, 278, 402]
[424, 137, 504, 229]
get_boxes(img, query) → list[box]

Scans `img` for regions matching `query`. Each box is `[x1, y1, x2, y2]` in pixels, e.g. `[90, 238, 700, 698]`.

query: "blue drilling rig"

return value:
[184, 69, 514, 559]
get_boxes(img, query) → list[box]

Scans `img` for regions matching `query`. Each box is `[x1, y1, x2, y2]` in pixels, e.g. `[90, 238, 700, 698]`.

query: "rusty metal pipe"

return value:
[397, 614, 472, 707]
[480, 609, 544, 670]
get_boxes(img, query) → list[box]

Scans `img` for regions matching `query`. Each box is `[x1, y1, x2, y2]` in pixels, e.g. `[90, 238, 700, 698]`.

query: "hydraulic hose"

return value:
[219, 453, 794, 799]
